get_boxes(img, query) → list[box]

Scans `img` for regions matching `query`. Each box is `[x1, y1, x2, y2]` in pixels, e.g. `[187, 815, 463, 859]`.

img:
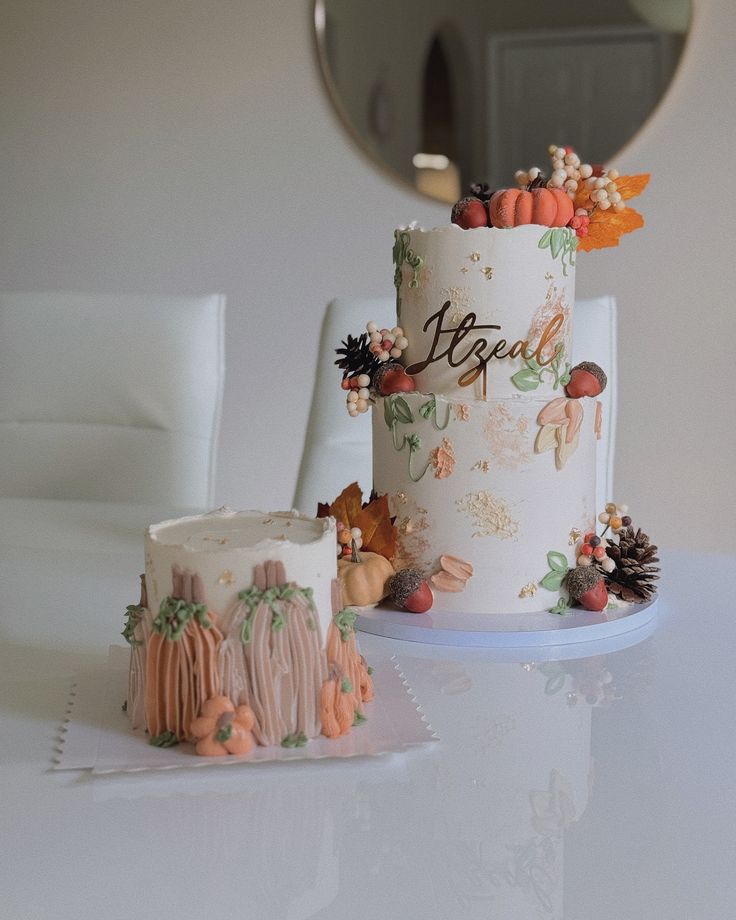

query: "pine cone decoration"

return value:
[605, 526, 660, 603]
[335, 333, 380, 380]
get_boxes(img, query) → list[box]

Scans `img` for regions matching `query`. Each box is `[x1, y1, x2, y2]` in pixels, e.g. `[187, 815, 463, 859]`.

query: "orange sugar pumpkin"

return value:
[489, 187, 573, 229]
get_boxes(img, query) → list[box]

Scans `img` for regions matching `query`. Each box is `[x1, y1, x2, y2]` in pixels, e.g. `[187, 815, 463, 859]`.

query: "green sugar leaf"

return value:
[538, 229, 552, 248]
[511, 368, 541, 392]
[541, 570, 566, 591]
[547, 551, 569, 572]
[550, 228, 564, 260]
[393, 396, 414, 424]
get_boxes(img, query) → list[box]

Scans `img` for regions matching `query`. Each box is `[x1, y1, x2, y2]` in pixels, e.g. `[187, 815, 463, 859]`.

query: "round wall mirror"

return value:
[314, 0, 690, 203]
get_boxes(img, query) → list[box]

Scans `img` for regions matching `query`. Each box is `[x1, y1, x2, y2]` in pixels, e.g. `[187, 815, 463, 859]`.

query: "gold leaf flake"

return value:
[460, 266, 469, 274]
[396, 490, 407, 504]
[482, 266, 494, 280]
[470, 251, 481, 262]
[456, 491, 519, 540]
[519, 582, 538, 598]
[218, 570, 235, 585]
[545, 272, 553, 281]
[262, 517, 273, 525]
[568, 528, 582, 546]
[217, 538, 228, 545]
[471, 460, 490, 472]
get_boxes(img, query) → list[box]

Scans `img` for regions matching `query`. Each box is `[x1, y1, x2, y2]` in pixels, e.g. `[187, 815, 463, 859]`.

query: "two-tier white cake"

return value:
[373, 224, 598, 614]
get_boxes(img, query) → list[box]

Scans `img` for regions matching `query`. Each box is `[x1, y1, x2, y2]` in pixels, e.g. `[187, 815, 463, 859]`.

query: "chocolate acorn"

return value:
[450, 197, 488, 230]
[566, 565, 608, 612]
[388, 568, 433, 613]
[565, 361, 607, 399]
[374, 361, 416, 396]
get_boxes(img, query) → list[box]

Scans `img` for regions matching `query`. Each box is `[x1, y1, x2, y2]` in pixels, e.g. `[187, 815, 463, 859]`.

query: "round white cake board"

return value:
[356, 597, 659, 652]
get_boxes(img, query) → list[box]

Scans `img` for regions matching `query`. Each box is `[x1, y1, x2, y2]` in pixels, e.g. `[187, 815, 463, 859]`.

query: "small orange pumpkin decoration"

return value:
[490, 187, 573, 229]
[190, 696, 256, 756]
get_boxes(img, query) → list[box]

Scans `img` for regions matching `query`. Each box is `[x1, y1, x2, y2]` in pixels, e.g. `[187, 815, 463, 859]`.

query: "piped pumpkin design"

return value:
[190, 696, 256, 757]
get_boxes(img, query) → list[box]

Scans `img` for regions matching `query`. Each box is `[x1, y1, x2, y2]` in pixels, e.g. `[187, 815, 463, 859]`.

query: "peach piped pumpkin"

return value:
[490, 187, 573, 229]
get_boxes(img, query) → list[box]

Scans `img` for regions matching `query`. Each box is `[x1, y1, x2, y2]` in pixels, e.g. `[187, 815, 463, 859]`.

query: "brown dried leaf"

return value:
[328, 482, 363, 529]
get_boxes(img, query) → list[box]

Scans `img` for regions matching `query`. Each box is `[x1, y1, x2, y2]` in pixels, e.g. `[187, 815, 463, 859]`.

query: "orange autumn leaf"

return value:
[329, 482, 363, 529]
[353, 494, 397, 559]
[577, 206, 644, 252]
[573, 172, 650, 211]
[614, 173, 650, 201]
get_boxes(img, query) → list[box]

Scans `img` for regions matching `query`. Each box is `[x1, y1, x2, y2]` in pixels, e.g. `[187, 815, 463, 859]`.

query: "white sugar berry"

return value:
[395, 335, 408, 349]
[555, 147, 566, 159]
[356, 398, 368, 412]
[350, 526, 362, 538]
[528, 166, 541, 180]
[577, 554, 592, 567]
[598, 512, 610, 524]
[357, 373, 370, 387]
[366, 321, 378, 334]
[358, 387, 370, 399]
[389, 347, 401, 358]
[607, 169, 619, 180]
[579, 164, 593, 179]
[548, 144, 558, 155]
[347, 391, 359, 403]
[379, 350, 390, 361]
[392, 326, 403, 336]
[575, 208, 588, 216]
[369, 331, 381, 344]
[601, 557, 616, 574]
[614, 201, 625, 211]
[347, 405, 358, 417]
[564, 178, 578, 190]
[599, 199, 611, 210]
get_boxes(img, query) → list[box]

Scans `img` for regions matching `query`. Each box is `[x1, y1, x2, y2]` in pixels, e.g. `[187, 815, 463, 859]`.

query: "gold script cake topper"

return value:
[404, 301, 564, 399]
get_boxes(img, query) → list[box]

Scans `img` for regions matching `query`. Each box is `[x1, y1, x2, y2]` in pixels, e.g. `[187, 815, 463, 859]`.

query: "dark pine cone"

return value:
[468, 182, 493, 202]
[605, 526, 660, 603]
[335, 332, 381, 380]
[527, 174, 547, 190]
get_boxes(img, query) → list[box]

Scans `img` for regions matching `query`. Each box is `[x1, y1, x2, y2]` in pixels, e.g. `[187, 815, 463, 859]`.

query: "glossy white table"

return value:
[1, 499, 733, 920]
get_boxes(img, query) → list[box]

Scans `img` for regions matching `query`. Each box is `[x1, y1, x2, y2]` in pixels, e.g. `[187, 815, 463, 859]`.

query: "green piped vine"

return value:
[383, 394, 432, 482]
[237, 583, 317, 644]
[510, 344, 571, 392]
[393, 229, 423, 320]
[538, 226, 578, 276]
[282, 732, 308, 748]
[121, 604, 145, 646]
[149, 730, 179, 748]
[419, 395, 452, 430]
[152, 597, 213, 641]
[334, 607, 358, 642]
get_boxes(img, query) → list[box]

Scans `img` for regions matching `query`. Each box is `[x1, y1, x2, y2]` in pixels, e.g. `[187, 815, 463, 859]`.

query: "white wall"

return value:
[0, 0, 733, 550]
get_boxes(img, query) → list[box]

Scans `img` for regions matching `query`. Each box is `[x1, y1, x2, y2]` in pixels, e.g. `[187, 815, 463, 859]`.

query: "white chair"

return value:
[293, 295, 617, 513]
[0, 291, 225, 506]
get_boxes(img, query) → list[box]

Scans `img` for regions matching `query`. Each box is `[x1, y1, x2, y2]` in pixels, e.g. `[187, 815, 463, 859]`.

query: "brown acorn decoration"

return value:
[565, 361, 607, 399]
[450, 196, 488, 230]
[388, 568, 433, 614]
[605, 527, 660, 603]
[373, 360, 416, 395]
[566, 565, 608, 611]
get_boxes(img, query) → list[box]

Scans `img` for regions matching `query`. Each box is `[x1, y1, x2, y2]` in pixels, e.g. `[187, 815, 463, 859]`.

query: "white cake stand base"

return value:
[356, 597, 659, 652]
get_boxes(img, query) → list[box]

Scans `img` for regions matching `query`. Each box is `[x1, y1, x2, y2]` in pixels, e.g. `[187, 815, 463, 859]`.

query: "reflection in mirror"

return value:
[315, 0, 690, 202]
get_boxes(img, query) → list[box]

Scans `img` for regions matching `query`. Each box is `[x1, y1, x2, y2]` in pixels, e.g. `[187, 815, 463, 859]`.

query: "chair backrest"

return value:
[0, 291, 225, 505]
[293, 294, 617, 513]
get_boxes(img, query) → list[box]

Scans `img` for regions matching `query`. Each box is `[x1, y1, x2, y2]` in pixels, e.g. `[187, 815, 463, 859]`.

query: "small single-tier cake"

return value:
[124, 508, 374, 754]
